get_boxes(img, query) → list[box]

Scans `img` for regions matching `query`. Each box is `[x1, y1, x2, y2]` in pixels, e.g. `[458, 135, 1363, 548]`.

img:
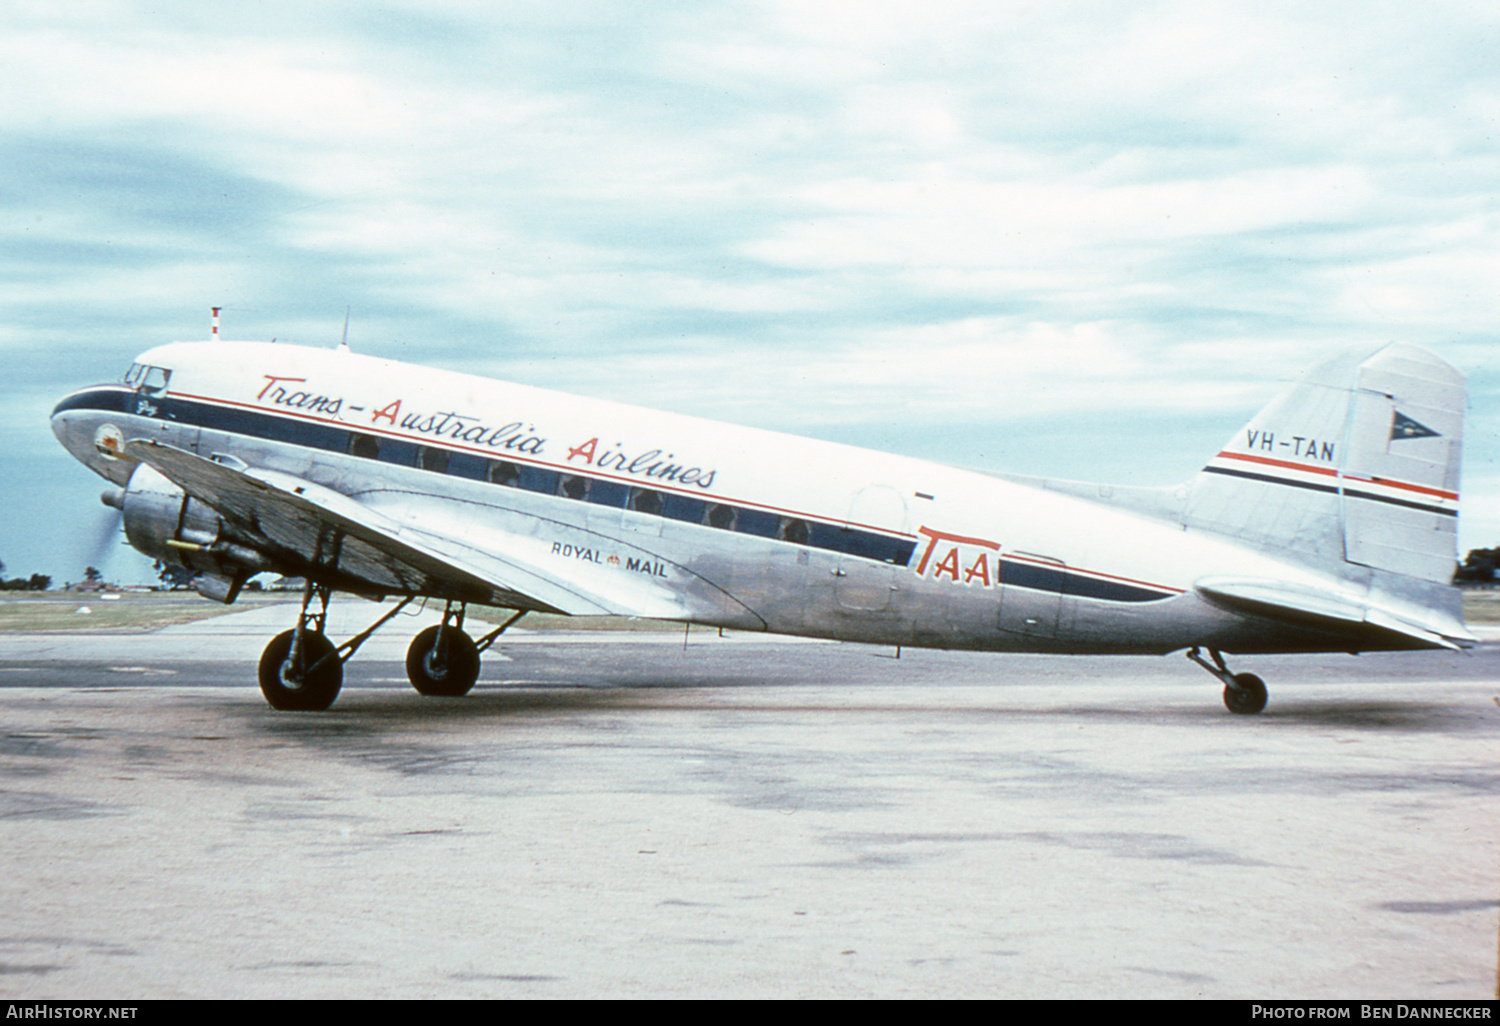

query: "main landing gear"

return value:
[256, 584, 528, 711]
[406, 605, 480, 697]
[1187, 647, 1268, 715]
[258, 582, 349, 711]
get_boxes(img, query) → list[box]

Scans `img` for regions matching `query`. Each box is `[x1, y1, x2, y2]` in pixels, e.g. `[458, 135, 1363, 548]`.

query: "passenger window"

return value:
[779, 518, 811, 546]
[419, 447, 449, 474]
[629, 488, 663, 516]
[706, 504, 737, 530]
[347, 433, 379, 460]
[488, 461, 521, 487]
[559, 475, 590, 501]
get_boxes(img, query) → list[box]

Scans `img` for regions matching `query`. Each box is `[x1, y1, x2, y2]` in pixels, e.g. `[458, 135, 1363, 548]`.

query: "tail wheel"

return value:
[1223, 673, 1268, 715]
[259, 629, 342, 711]
[406, 625, 480, 697]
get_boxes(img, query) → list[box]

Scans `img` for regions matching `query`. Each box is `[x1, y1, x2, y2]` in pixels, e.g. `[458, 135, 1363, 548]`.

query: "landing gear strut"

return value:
[1187, 647, 1268, 715]
[259, 582, 342, 711]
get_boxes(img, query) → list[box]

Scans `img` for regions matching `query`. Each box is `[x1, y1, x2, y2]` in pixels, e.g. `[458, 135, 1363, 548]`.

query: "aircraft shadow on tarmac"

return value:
[1249, 700, 1490, 731]
[233, 680, 1482, 736]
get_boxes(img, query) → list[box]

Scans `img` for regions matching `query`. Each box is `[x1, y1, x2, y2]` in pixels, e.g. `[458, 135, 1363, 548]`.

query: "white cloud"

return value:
[744, 166, 1383, 279]
[3, 0, 1499, 563]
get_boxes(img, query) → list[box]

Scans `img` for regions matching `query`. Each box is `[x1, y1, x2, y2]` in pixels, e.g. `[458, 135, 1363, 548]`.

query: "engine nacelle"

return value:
[112, 464, 272, 590]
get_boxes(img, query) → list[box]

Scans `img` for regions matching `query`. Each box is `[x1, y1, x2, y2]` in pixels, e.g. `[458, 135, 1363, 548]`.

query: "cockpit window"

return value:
[123, 363, 172, 396]
[141, 366, 171, 395]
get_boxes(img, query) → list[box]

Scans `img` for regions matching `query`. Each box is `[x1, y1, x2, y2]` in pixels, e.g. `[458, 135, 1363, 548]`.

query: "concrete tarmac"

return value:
[0, 601, 1496, 999]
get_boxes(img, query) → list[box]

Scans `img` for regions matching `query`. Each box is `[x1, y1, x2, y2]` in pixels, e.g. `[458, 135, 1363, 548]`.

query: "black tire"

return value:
[406, 625, 480, 697]
[1223, 672, 1268, 715]
[259, 629, 342, 711]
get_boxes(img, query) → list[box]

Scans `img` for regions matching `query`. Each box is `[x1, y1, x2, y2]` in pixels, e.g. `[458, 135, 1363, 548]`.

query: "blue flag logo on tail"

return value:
[1391, 411, 1440, 441]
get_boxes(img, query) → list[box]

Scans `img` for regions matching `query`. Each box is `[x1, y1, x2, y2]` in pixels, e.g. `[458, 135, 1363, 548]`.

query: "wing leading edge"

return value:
[122, 439, 696, 619]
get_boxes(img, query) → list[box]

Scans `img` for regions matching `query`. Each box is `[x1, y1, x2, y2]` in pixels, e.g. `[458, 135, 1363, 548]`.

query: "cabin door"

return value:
[834, 486, 907, 611]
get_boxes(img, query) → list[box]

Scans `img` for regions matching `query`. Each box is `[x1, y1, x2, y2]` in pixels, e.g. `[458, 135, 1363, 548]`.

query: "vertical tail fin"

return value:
[1186, 343, 1463, 584]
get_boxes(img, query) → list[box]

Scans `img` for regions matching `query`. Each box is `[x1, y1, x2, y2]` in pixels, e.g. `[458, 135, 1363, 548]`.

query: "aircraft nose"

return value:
[50, 397, 71, 446]
[49, 390, 104, 460]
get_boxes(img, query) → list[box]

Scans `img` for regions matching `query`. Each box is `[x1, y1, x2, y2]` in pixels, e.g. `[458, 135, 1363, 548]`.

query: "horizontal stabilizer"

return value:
[1194, 575, 1475, 650]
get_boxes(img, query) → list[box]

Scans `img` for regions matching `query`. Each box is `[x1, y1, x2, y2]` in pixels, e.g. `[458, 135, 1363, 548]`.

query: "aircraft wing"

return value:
[122, 439, 686, 618]
[1194, 576, 1476, 651]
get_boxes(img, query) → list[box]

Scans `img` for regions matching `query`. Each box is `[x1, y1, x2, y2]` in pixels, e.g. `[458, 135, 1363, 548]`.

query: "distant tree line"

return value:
[1454, 547, 1500, 584]
[0, 574, 52, 591]
[0, 559, 51, 591]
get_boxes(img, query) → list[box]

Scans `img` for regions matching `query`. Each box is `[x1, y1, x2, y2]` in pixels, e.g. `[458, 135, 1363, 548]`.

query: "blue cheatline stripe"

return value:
[1200, 466, 1456, 517]
[53, 388, 135, 415]
[55, 389, 918, 568]
[999, 559, 1173, 603]
[1064, 574, 1174, 603]
[1339, 486, 1458, 517]
[60, 388, 1184, 602]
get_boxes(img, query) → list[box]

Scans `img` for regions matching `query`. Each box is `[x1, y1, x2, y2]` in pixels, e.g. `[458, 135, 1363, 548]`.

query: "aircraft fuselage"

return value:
[51, 341, 1412, 659]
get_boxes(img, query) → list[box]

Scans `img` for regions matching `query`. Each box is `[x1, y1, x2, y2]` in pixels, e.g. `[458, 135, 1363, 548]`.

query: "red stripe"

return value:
[1214, 451, 1338, 477]
[1212, 451, 1457, 501]
[1358, 475, 1459, 501]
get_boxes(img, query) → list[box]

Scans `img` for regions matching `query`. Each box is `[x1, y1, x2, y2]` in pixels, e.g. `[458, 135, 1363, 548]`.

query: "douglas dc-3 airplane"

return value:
[50, 333, 1471, 713]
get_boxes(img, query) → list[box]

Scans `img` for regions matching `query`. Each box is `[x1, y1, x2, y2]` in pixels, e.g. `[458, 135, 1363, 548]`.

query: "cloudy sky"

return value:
[3, 0, 1497, 585]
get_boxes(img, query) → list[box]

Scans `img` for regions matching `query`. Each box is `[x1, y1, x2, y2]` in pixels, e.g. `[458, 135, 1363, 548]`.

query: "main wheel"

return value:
[1223, 672, 1268, 715]
[259, 629, 342, 711]
[406, 625, 480, 697]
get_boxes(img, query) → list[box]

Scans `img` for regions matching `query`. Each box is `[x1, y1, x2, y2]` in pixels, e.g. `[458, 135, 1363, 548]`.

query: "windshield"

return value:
[122, 362, 171, 395]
